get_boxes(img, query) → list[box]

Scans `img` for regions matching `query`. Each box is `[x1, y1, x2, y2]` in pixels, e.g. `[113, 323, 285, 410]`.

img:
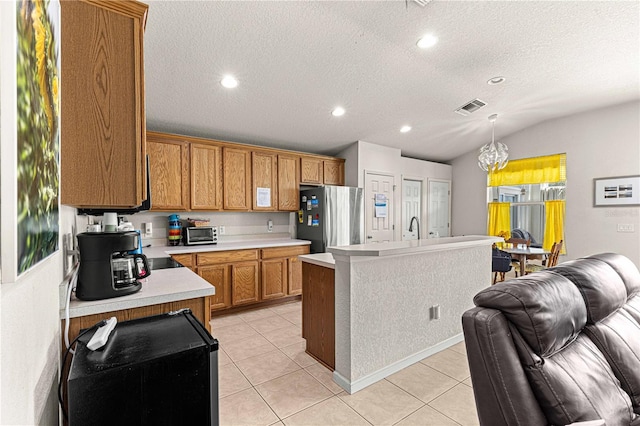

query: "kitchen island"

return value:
[323, 235, 500, 393]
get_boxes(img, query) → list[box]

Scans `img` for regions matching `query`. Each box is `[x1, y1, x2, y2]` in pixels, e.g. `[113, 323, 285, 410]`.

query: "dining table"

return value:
[500, 246, 551, 277]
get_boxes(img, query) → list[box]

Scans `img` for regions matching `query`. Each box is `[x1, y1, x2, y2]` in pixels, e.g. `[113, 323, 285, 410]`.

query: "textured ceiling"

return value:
[144, 0, 640, 163]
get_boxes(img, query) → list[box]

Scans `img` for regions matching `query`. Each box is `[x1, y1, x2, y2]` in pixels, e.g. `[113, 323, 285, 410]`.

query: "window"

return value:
[487, 154, 566, 252]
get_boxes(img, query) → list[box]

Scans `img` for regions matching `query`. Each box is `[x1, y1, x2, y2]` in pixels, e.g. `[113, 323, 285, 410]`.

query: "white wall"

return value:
[76, 211, 294, 246]
[1, 3, 69, 423]
[451, 101, 640, 265]
[338, 141, 452, 240]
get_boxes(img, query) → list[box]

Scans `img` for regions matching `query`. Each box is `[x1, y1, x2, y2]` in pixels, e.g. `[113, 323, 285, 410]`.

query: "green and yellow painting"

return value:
[16, 0, 60, 274]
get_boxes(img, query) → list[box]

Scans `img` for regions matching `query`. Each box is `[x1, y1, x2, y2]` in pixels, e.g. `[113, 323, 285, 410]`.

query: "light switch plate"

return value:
[267, 220, 273, 232]
[617, 224, 635, 233]
[219, 226, 226, 235]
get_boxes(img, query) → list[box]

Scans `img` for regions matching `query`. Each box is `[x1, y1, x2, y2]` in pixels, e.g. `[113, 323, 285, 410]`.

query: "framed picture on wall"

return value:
[1, 0, 61, 283]
[593, 175, 640, 207]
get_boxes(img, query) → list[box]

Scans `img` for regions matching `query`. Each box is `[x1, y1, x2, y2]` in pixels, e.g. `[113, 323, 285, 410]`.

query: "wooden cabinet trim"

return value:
[261, 245, 310, 260]
[197, 249, 259, 265]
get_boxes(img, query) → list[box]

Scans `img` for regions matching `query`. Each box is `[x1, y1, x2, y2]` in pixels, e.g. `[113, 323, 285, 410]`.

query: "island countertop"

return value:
[328, 235, 501, 258]
[299, 253, 335, 269]
[61, 267, 215, 319]
[143, 238, 311, 259]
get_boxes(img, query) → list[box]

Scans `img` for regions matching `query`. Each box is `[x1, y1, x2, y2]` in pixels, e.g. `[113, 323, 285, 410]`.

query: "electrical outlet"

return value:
[144, 222, 153, 236]
[219, 226, 226, 235]
[268, 220, 273, 232]
[617, 224, 635, 233]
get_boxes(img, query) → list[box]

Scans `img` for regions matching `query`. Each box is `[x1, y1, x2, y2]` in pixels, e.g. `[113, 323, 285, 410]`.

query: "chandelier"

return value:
[478, 114, 508, 172]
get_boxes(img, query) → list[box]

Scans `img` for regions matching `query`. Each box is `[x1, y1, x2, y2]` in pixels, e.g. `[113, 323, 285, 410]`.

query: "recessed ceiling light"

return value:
[400, 125, 412, 133]
[220, 75, 238, 89]
[331, 107, 345, 117]
[487, 76, 506, 85]
[416, 34, 438, 49]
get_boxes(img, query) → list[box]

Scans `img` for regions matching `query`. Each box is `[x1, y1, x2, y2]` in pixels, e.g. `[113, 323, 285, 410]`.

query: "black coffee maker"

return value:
[76, 232, 150, 301]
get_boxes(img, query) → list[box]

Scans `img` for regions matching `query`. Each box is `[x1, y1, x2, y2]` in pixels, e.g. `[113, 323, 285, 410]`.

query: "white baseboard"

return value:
[333, 333, 464, 394]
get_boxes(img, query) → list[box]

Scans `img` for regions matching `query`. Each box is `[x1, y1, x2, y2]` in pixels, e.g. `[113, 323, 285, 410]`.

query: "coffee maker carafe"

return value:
[76, 232, 150, 301]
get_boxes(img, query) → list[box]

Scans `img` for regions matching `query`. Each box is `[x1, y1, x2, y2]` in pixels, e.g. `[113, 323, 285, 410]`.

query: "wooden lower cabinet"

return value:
[288, 256, 303, 295]
[302, 262, 335, 370]
[262, 258, 287, 300]
[194, 244, 310, 313]
[171, 253, 194, 269]
[231, 261, 260, 305]
[198, 264, 231, 310]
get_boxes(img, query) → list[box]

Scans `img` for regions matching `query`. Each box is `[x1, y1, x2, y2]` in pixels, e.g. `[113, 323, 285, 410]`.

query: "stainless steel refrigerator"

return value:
[297, 186, 364, 253]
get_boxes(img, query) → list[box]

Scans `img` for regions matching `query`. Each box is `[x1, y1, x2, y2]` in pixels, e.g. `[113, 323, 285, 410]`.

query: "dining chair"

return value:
[525, 240, 563, 275]
[491, 244, 512, 284]
[505, 238, 530, 277]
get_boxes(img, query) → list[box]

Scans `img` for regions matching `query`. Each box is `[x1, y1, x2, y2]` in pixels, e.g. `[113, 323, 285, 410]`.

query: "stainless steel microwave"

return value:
[183, 226, 218, 245]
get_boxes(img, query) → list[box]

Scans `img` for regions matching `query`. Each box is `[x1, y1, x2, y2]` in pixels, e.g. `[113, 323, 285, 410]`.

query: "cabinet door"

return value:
[261, 258, 287, 300]
[198, 265, 231, 310]
[231, 261, 260, 305]
[287, 256, 303, 295]
[323, 159, 345, 186]
[223, 147, 252, 210]
[147, 136, 190, 211]
[300, 156, 323, 184]
[278, 154, 300, 211]
[60, 0, 148, 208]
[252, 152, 278, 211]
[191, 144, 222, 210]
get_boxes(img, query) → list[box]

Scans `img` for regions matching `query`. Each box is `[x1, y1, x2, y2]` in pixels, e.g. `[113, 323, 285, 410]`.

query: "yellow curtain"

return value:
[488, 153, 566, 187]
[487, 202, 511, 239]
[544, 200, 566, 253]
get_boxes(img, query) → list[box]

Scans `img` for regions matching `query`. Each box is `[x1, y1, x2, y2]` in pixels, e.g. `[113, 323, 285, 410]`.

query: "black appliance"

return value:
[68, 310, 219, 425]
[76, 231, 149, 300]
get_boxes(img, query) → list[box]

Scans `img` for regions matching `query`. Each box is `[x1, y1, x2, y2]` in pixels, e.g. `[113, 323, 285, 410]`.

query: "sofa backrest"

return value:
[552, 256, 640, 414]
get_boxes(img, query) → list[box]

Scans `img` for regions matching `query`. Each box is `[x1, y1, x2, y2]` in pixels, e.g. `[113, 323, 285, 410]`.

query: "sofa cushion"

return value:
[584, 309, 640, 413]
[586, 253, 640, 297]
[551, 258, 627, 323]
[474, 271, 586, 356]
[626, 294, 640, 324]
[518, 333, 637, 425]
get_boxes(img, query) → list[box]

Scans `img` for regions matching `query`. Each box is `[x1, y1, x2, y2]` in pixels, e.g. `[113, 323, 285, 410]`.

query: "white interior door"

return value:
[428, 179, 450, 238]
[365, 171, 394, 243]
[402, 179, 421, 240]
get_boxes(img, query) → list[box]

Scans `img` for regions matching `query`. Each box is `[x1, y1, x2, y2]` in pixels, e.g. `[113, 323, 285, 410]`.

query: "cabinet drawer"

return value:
[261, 245, 310, 260]
[197, 249, 258, 265]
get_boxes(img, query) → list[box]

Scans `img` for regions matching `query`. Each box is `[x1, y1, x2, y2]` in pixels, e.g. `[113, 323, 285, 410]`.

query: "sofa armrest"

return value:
[462, 307, 547, 426]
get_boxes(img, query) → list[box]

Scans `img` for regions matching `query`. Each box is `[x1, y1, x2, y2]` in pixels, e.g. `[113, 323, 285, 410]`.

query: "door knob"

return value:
[367, 236, 373, 239]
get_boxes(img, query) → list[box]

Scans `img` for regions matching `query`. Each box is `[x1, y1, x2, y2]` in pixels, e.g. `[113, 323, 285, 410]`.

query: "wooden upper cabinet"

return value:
[147, 134, 189, 211]
[323, 159, 345, 185]
[300, 156, 324, 185]
[60, 0, 148, 208]
[278, 154, 300, 211]
[223, 147, 252, 210]
[252, 152, 278, 211]
[191, 144, 222, 210]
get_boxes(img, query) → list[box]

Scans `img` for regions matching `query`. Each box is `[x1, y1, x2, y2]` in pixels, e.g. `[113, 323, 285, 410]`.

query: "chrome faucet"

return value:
[408, 216, 420, 239]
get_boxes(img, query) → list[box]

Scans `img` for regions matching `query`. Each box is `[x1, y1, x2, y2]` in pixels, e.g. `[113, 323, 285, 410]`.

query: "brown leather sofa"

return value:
[463, 253, 640, 426]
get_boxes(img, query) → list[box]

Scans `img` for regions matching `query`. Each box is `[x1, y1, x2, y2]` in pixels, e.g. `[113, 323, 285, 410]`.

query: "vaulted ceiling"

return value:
[144, 0, 640, 163]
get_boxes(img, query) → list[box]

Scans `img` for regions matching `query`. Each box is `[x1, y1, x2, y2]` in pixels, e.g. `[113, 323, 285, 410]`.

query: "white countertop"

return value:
[61, 267, 215, 319]
[299, 253, 335, 269]
[143, 238, 311, 258]
[328, 235, 501, 257]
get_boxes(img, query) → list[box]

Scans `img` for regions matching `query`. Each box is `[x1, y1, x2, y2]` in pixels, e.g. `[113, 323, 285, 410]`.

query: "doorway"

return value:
[364, 171, 394, 243]
[401, 178, 422, 240]
[427, 179, 450, 238]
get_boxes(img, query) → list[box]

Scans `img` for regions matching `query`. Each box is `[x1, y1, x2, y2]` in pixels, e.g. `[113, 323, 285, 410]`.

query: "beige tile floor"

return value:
[211, 301, 479, 426]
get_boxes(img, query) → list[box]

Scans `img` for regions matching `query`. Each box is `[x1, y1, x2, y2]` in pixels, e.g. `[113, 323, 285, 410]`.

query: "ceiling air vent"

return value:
[455, 98, 487, 116]
[412, 0, 432, 6]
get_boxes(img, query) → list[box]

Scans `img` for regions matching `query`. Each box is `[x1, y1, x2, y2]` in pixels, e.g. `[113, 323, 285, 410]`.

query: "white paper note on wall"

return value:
[257, 187, 271, 207]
